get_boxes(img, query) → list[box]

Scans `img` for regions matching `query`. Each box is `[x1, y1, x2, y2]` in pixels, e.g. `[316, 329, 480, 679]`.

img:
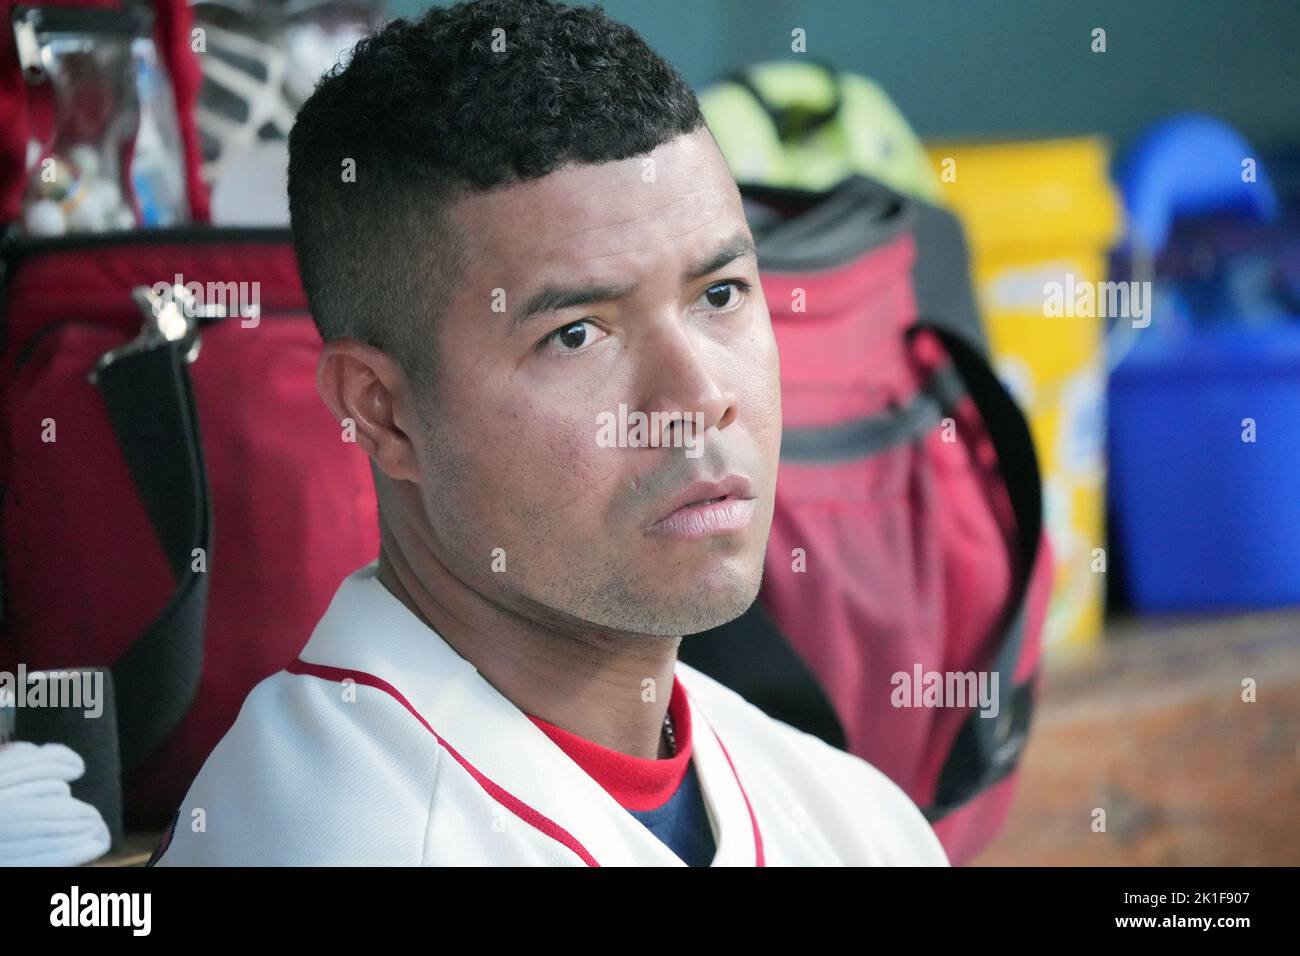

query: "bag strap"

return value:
[93, 336, 211, 773]
[909, 318, 1044, 822]
[780, 361, 963, 463]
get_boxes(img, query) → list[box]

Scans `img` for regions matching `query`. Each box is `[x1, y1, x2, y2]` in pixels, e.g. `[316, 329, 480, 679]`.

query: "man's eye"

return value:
[539, 319, 606, 354]
[698, 279, 752, 312]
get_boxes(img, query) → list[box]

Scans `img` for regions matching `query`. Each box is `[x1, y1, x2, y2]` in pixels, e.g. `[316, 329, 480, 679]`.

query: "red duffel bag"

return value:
[0, 227, 379, 823]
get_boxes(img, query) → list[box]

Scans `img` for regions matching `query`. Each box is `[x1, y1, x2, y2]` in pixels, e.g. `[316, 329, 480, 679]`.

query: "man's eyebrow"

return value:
[509, 231, 758, 335]
[511, 279, 638, 335]
[680, 231, 757, 284]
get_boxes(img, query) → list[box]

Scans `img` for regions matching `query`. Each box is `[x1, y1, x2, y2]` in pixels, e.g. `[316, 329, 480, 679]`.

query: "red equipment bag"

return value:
[0, 227, 379, 822]
[680, 174, 1054, 865]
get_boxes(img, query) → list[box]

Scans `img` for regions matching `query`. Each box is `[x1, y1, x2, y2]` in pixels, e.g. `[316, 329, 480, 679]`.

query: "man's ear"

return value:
[316, 339, 423, 483]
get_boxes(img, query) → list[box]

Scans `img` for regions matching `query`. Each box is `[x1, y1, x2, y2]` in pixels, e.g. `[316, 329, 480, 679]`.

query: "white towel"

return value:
[0, 740, 85, 790]
[0, 742, 110, 866]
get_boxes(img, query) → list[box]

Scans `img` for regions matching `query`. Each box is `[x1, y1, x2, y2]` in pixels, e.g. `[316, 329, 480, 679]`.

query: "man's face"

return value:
[413, 127, 781, 637]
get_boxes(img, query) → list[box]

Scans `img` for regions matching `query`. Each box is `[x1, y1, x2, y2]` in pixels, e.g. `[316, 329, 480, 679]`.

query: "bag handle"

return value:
[91, 290, 211, 774]
[908, 318, 1045, 822]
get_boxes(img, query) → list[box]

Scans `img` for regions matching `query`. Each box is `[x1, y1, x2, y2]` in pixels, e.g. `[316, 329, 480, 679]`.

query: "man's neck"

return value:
[376, 545, 680, 760]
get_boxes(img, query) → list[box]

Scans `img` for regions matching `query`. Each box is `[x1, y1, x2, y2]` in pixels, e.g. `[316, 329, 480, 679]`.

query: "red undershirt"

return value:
[526, 677, 693, 812]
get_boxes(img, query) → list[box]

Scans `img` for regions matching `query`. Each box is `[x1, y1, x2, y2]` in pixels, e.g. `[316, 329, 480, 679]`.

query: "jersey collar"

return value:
[294, 560, 764, 867]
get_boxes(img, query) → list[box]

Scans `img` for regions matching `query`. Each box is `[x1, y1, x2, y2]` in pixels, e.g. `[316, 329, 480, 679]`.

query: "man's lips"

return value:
[646, 475, 757, 539]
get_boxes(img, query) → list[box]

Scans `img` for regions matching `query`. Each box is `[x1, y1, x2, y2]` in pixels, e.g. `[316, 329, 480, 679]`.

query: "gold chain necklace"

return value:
[662, 710, 677, 757]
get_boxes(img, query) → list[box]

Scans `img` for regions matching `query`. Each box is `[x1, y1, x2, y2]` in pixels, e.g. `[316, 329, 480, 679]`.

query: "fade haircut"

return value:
[287, 0, 707, 397]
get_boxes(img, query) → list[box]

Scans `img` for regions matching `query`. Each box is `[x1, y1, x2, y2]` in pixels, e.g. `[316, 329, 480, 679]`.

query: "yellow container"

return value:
[926, 137, 1123, 648]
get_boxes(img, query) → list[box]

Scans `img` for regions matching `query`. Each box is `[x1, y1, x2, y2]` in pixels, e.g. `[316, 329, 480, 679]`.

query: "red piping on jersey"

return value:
[285, 657, 600, 867]
[710, 726, 766, 867]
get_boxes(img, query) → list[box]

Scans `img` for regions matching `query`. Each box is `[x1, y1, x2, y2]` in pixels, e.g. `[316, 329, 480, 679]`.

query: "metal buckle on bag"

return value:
[87, 284, 218, 385]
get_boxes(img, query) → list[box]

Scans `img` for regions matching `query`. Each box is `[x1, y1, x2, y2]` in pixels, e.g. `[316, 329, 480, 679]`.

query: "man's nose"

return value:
[637, 324, 738, 446]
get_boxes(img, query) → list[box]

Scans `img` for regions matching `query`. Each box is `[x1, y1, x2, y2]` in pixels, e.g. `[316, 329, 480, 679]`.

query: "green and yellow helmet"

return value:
[700, 58, 941, 203]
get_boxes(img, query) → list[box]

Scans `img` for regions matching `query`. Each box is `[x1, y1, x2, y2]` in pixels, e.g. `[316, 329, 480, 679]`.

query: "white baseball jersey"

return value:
[154, 561, 949, 866]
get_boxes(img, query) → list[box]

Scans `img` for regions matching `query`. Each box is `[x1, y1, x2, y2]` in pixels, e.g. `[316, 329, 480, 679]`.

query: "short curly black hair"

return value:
[287, 0, 706, 392]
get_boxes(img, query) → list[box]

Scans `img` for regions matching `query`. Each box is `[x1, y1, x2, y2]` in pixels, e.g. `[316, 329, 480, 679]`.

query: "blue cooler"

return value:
[1109, 114, 1299, 611]
[1109, 324, 1300, 610]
